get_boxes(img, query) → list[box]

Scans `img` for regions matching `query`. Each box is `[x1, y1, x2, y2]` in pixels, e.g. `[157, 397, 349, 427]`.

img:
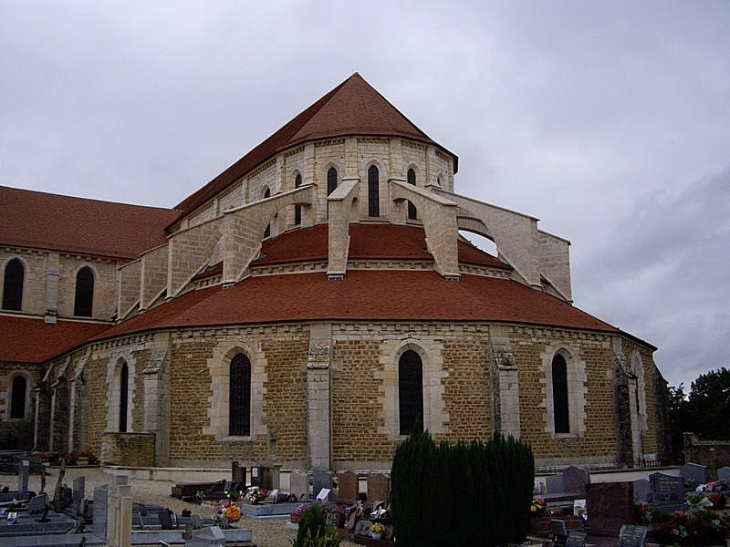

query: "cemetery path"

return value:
[18, 467, 357, 547]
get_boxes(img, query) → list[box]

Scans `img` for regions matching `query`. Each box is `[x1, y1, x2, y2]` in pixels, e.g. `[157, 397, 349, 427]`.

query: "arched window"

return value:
[2, 258, 24, 311]
[327, 167, 338, 196]
[229, 353, 252, 436]
[552, 354, 570, 433]
[407, 168, 417, 220]
[10, 375, 27, 420]
[368, 165, 380, 217]
[263, 188, 271, 238]
[74, 267, 94, 317]
[294, 173, 303, 226]
[398, 350, 424, 435]
[119, 362, 129, 432]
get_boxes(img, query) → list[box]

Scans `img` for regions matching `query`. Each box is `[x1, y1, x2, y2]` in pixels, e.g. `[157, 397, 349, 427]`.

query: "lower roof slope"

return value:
[0, 186, 179, 260]
[254, 223, 510, 269]
[92, 270, 618, 343]
[0, 315, 110, 363]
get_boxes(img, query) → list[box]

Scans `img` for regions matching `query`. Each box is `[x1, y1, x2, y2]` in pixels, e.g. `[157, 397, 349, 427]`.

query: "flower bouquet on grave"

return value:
[245, 486, 266, 505]
[216, 500, 242, 528]
[291, 503, 312, 524]
[708, 493, 726, 509]
[686, 492, 713, 511]
[530, 498, 547, 517]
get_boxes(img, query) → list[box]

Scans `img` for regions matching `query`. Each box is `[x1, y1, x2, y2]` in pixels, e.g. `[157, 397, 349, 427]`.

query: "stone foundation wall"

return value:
[684, 433, 730, 479]
[102, 431, 155, 466]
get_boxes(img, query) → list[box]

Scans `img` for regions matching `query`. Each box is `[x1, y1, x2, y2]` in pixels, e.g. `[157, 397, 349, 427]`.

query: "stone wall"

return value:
[118, 259, 141, 318]
[0, 248, 48, 315]
[33, 317, 663, 472]
[102, 431, 155, 466]
[57, 255, 117, 320]
[683, 433, 730, 478]
[0, 248, 118, 320]
[511, 326, 619, 468]
[0, 361, 41, 449]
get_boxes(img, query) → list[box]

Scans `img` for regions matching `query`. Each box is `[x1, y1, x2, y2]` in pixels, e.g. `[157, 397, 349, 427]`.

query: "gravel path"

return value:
[7, 467, 357, 547]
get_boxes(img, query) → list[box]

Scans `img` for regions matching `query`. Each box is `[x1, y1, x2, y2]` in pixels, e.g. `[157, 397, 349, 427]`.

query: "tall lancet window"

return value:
[2, 258, 24, 311]
[294, 173, 303, 225]
[74, 267, 94, 317]
[229, 353, 252, 436]
[407, 168, 417, 220]
[398, 350, 424, 435]
[119, 362, 129, 432]
[10, 375, 27, 420]
[327, 167, 338, 195]
[552, 354, 570, 433]
[263, 188, 271, 238]
[368, 165, 380, 217]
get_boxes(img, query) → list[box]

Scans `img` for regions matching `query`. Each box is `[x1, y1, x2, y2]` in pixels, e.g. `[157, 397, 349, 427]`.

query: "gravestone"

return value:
[618, 524, 647, 547]
[232, 462, 246, 483]
[546, 473, 564, 494]
[718, 467, 730, 483]
[73, 475, 86, 505]
[313, 470, 334, 498]
[290, 470, 309, 498]
[337, 470, 358, 505]
[17, 460, 29, 494]
[92, 485, 109, 538]
[680, 462, 709, 486]
[250, 466, 272, 489]
[26, 492, 48, 514]
[354, 519, 373, 537]
[551, 519, 568, 547]
[186, 525, 226, 547]
[649, 472, 683, 502]
[633, 479, 650, 503]
[159, 508, 173, 530]
[367, 473, 391, 504]
[316, 488, 332, 503]
[573, 498, 586, 517]
[566, 530, 587, 547]
[563, 466, 590, 494]
[586, 482, 634, 536]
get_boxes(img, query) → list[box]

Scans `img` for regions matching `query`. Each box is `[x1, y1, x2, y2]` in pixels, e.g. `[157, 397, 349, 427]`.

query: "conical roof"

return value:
[171, 74, 457, 226]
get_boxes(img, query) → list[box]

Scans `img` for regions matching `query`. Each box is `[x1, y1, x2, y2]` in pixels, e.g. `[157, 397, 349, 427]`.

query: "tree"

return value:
[668, 383, 690, 462]
[668, 368, 730, 461]
[686, 367, 730, 440]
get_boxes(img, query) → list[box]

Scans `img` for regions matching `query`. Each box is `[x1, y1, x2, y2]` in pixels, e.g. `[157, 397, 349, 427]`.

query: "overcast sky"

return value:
[1, 1, 728, 391]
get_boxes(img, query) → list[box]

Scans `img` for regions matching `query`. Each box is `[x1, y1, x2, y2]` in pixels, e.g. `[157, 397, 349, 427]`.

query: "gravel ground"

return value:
[6, 467, 357, 547]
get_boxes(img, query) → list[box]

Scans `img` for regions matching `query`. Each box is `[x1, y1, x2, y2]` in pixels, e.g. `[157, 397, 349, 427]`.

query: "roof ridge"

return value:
[0, 185, 178, 212]
[170, 76, 354, 217]
[166, 74, 457, 231]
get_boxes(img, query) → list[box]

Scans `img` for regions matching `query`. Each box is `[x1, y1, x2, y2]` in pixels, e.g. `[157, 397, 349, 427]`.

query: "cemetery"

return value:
[0, 446, 729, 546]
[218, 454, 729, 547]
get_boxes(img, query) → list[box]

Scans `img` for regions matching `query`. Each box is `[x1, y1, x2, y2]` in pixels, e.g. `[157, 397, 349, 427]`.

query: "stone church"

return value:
[0, 74, 670, 473]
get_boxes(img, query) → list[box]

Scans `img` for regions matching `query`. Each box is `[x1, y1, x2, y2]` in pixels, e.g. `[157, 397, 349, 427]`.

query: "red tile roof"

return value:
[254, 223, 509, 270]
[170, 74, 458, 228]
[0, 315, 110, 363]
[0, 186, 179, 260]
[92, 270, 618, 342]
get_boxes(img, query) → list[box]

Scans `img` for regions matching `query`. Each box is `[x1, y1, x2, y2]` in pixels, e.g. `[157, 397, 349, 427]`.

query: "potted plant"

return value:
[370, 522, 385, 540]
